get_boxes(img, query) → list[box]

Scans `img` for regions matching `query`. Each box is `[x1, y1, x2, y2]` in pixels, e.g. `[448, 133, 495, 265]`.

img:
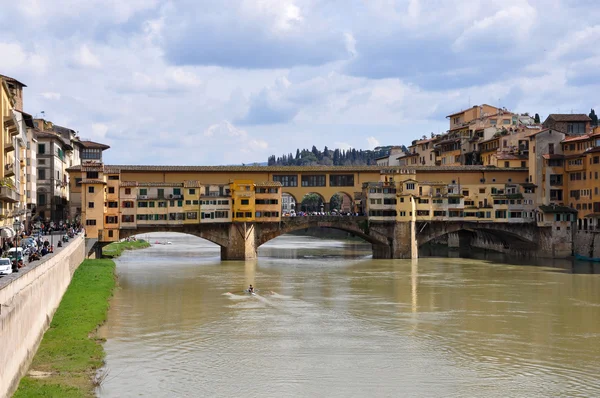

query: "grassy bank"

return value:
[14, 259, 116, 397]
[102, 239, 150, 258]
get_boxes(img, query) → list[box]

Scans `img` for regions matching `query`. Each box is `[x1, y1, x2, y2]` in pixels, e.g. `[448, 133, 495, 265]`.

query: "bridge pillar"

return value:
[387, 221, 417, 259]
[221, 222, 257, 261]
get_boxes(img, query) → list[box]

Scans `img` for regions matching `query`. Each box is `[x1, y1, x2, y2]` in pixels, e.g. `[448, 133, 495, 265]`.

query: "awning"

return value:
[1, 227, 15, 238]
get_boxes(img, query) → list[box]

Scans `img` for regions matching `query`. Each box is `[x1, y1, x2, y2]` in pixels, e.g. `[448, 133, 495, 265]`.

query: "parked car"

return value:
[0, 258, 12, 275]
[8, 247, 24, 261]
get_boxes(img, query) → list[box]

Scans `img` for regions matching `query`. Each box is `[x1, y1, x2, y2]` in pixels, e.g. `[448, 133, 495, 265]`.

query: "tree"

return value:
[534, 113, 541, 124]
[589, 109, 598, 127]
[329, 194, 342, 212]
[300, 193, 323, 212]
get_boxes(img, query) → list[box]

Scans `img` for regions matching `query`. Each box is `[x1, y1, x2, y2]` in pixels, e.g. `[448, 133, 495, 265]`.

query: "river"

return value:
[97, 233, 600, 397]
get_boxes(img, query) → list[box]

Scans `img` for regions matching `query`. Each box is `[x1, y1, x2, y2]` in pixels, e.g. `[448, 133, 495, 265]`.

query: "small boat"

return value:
[575, 254, 600, 262]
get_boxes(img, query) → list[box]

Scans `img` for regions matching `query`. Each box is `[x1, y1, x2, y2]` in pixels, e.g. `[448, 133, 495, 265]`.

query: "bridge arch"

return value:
[117, 225, 230, 248]
[281, 192, 298, 214]
[255, 217, 387, 248]
[298, 192, 327, 213]
[328, 191, 354, 213]
[416, 221, 538, 251]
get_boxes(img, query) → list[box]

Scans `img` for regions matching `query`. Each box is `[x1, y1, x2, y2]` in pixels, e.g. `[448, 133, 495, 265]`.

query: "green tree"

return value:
[534, 113, 541, 124]
[589, 109, 598, 126]
[301, 193, 323, 212]
[329, 194, 342, 211]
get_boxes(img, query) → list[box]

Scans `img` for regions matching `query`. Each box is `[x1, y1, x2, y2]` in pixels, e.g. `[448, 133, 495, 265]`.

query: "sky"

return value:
[0, 0, 599, 165]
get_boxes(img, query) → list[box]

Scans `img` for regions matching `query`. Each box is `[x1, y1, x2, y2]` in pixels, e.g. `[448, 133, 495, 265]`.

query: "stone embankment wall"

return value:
[0, 235, 85, 397]
[574, 230, 600, 259]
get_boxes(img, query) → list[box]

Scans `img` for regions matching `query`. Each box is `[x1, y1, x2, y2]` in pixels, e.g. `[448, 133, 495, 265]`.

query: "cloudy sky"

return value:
[0, 0, 598, 165]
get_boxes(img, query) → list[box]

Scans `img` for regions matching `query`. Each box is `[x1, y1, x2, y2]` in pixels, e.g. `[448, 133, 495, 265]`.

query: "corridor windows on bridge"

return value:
[330, 174, 354, 187]
[121, 215, 134, 223]
[406, 183, 415, 190]
[301, 175, 326, 187]
[273, 175, 297, 187]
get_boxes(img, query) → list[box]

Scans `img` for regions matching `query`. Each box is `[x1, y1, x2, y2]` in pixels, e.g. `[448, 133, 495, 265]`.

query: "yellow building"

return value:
[0, 77, 21, 228]
[254, 181, 282, 222]
[231, 180, 255, 222]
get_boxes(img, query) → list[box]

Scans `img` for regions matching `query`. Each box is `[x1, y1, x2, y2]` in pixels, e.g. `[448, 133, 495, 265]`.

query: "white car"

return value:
[0, 258, 12, 275]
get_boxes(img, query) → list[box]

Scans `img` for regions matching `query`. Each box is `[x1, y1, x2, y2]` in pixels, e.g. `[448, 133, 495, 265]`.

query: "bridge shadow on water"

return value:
[420, 244, 600, 275]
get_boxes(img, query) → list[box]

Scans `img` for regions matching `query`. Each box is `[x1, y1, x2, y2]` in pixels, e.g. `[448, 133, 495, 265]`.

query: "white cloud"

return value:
[41, 92, 61, 100]
[91, 123, 109, 139]
[366, 136, 380, 149]
[204, 121, 247, 138]
[335, 142, 352, 150]
[75, 45, 101, 69]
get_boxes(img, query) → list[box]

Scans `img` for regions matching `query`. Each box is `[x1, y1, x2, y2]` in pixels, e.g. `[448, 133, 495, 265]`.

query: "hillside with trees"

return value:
[267, 145, 392, 166]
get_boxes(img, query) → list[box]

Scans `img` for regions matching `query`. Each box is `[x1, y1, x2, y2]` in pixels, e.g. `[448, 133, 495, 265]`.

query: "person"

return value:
[248, 284, 254, 293]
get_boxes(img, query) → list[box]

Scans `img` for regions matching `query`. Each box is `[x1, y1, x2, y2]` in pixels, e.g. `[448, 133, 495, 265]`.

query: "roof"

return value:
[525, 128, 552, 138]
[79, 140, 110, 150]
[544, 114, 591, 123]
[539, 205, 578, 214]
[0, 74, 27, 87]
[68, 164, 386, 173]
[542, 154, 564, 160]
[583, 213, 600, 218]
[254, 181, 283, 187]
[382, 165, 529, 172]
[445, 104, 498, 118]
[562, 134, 592, 143]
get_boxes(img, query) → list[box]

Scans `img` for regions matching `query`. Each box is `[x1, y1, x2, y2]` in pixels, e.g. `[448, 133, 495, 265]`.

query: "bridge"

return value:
[107, 217, 554, 260]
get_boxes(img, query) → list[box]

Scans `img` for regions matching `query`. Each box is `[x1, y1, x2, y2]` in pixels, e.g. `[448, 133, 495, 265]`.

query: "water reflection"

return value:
[98, 233, 600, 397]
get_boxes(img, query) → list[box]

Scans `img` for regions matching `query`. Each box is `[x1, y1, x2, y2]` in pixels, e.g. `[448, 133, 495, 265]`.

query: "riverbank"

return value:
[13, 259, 115, 397]
[102, 239, 150, 258]
[13, 241, 149, 397]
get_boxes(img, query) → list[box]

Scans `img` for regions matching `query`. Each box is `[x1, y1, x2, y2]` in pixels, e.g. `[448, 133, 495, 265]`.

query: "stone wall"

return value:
[0, 234, 86, 397]
[574, 230, 600, 259]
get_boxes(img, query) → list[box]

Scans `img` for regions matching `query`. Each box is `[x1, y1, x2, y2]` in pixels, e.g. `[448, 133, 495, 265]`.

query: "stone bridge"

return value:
[113, 217, 557, 260]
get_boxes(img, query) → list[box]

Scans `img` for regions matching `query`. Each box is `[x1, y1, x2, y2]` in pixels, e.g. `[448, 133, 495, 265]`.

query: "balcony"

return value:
[0, 186, 20, 203]
[4, 163, 15, 177]
[4, 140, 14, 152]
[4, 114, 19, 136]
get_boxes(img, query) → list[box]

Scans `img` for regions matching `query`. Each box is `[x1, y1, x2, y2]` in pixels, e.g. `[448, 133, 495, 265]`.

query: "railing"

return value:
[0, 186, 20, 202]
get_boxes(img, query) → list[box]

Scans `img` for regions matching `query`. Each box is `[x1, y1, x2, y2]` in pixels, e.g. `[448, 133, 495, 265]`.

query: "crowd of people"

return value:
[0, 223, 84, 275]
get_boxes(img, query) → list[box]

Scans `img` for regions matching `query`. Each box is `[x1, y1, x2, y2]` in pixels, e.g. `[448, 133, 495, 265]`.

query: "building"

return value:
[542, 114, 592, 135]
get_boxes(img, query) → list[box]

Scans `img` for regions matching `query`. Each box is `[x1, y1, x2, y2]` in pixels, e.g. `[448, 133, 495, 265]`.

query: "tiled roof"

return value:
[383, 165, 528, 172]
[542, 154, 564, 160]
[562, 134, 592, 142]
[539, 205, 577, 213]
[255, 181, 283, 187]
[120, 181, 138, 187]
[68, 164, 385, 172]
[546, 114, 591, 122]
[525, 128, 551, 137]
[79, 140, 110, 150]
[583, 213, 600, 218]
[0, 74, 27, 87]
[496, 153, 528, 160]
[104, 168, 121, 174]
[138, 182, 184, 187]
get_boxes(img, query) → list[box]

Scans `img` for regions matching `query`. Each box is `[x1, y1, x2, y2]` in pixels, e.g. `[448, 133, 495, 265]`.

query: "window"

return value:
[406, 183, 415, 190]
[38, 168, 46, 180]
[189, 189, 196, 195]
[88, 186, 94, 193]
[301, 175, 326, 187]
[241, 199, 249, 205]
[125, 188, 131, 195]
[38, 143, 45, 154]
[108, 187, 115, 194]
[173, 188, 181, 195]
[108, 201, 118, 208]
[215, 211, 229, 218]
[139, 188, 148, 195]
[521, 161, 526, 168]
[490, 119, 497, 126]
[122, 201, 134, 208]
[548, 143, 554, 154]
[121, 215, 134, 223]
[108, 230, 114, 238]
[38, 193, 46, 205]
[86, 171, 99, 179]
[503, 119, 510, 125]
[330, 174, 354, 187]
[108, 175, 119, 180]
[105, 216, 118, 224]
[88, 202, 95, 208]
[186, 212, 198, 219]
[158, 201, 167, 207]
[86, 219, 97, 226]
[567, 122, 585, 135]
[82, 148, 102, 160]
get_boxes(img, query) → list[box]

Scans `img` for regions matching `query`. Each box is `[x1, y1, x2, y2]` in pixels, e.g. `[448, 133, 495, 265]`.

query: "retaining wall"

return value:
[574, 230, 600, 259]
[0, 235, 85, 397]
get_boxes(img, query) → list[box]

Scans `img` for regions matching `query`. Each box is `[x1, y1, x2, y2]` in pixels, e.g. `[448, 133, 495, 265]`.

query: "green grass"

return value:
[102, 239, 150, 258]
[13, 259, 116, 397]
